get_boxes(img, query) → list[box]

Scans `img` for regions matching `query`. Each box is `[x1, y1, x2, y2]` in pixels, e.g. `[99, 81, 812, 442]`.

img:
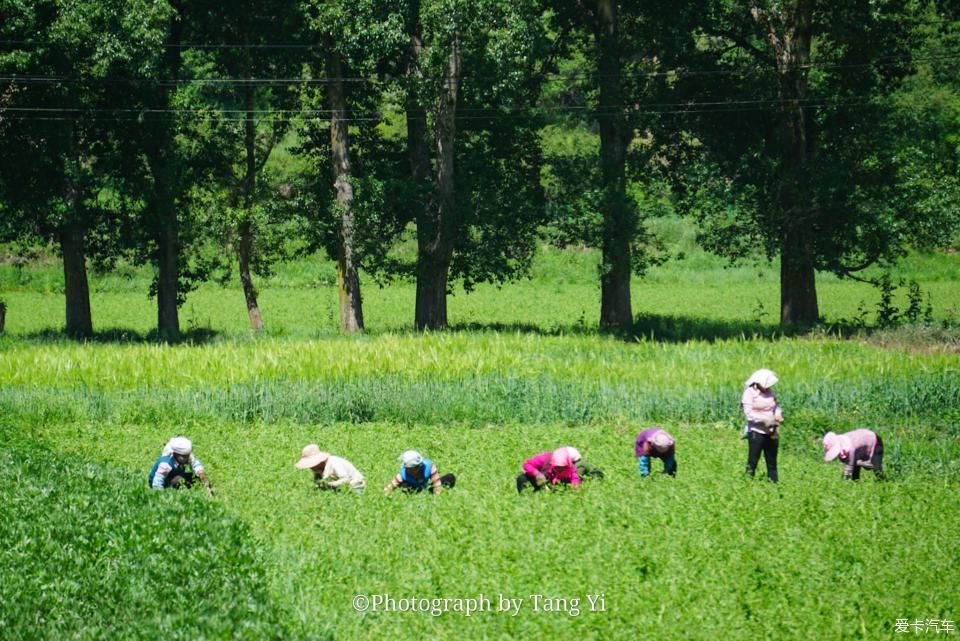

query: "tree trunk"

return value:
[752, 0, 819, 325]
[405, 2, 431, 186]
[237, 220, 263, 333]
[325, 38, 364, 332]
[414, 38, 460, 330]
[238, 85, 264, 333]
[59, 147, 93, 339]
[595, 0, 634, 330]
[780, 229, 818, 325]
[150, 1, 183, 342]
[155, 181, 180, 341]
[59, 218, 93, 339]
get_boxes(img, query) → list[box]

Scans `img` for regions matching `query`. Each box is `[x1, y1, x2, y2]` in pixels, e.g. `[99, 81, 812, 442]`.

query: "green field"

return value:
[1, 246, 959, 640]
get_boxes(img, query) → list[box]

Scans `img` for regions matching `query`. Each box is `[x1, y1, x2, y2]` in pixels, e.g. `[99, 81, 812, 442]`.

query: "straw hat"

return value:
[398, 450, 423, 468]
[295, 444, 330, 469]
[745, 368, 779, 389]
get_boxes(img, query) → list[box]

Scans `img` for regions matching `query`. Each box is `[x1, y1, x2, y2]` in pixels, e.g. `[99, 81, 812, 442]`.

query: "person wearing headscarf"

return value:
[822, 429, 886, 480]
[148, 436, 213, 496]
[294, 444, 366, 493]
[742, 368, 784, 482]
[516, 447, 582, 493]
[384, 450, 456, 495]
[634, 428, 677, 477]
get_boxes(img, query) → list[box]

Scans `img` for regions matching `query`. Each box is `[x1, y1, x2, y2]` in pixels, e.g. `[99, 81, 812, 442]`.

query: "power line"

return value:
[0, 97, 914, 124]
[1, 50, 959, 87]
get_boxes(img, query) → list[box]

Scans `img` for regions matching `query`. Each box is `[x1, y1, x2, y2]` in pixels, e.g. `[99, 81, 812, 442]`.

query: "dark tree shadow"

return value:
[19, 326, 222, 345]
[445, 314, 857, 343]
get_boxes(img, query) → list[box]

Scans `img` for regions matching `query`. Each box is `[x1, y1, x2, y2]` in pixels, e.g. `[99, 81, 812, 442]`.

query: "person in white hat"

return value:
[294, 444, 366, 493]
[742, 368, 784, 482]
[822, 429, 885, 480]
[634, 428, 677, 477]
[384, 450, 456, 495]
[148, 436, 213, 496]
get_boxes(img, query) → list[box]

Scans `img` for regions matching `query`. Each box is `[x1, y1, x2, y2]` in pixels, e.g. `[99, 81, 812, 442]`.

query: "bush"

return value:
[0, 431, 290, 641]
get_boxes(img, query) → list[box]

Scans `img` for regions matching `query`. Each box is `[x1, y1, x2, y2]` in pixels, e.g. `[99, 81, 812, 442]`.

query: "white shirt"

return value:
[319, 456, 365, 489]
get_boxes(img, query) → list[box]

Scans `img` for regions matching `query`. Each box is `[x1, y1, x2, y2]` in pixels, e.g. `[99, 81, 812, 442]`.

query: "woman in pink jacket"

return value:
[516, 447, 582, 493]
[822, 429, 885, 480]
[742, 368, 784, 482]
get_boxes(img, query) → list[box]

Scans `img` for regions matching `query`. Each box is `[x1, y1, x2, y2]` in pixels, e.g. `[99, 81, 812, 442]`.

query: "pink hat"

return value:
[822, 432, 844, 461]
[295, 444, 330, 469]
[563, 446, 582, 463]
[651, 431, 674, 453]
[550, 447, 573, 468]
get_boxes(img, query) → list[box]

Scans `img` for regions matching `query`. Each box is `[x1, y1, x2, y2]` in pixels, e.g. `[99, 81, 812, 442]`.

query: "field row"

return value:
[8, 419, 959, 641]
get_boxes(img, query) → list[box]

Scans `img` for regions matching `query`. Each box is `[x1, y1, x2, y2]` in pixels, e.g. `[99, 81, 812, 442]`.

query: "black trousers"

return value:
[168, 473, 194, 489]
[516, 473, 543, 493]
[400, 474, 456, 493]
[850, 436, 885, 480]
[745, 431, 779, 482]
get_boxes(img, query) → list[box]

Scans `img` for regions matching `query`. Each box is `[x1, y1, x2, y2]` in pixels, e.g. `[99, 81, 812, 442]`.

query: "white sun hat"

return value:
[745, 368, 779, 389]
[399, 450, 424, 468]
[165, 436, 193, 456]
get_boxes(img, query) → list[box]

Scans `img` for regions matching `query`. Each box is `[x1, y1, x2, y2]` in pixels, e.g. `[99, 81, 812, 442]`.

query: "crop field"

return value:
[1, 248, 959, 640]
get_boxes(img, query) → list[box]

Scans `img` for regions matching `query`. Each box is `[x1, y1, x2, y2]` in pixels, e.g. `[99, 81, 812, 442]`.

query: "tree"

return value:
[666, 0, 947, 325]
[399, 0, 553, 329]
[296, 0, 410, 332]
[198, 0, 304, 334]
[544, 1, 690, 330]
[0, 0, 171, 338]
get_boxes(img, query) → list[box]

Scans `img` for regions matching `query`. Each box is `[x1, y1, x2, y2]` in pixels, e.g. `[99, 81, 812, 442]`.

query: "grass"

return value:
[0, 430, 288, 641]
[1, 241, 959, 640]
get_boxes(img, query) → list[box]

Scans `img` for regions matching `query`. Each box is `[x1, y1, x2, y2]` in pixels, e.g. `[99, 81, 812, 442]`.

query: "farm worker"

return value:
[822, 429, 886, 480]
[634, 428, 677, 477]
[516, 447, 582, 493]
[384, 450, 456, 495]
[742, 368, 784, 482]
[148, 436, 213, 496]
[294, 444, 366, 493]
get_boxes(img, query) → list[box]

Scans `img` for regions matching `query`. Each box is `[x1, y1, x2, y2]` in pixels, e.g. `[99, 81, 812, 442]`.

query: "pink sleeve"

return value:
[523, 452, 549, 477]
[570, 468, 582, 486]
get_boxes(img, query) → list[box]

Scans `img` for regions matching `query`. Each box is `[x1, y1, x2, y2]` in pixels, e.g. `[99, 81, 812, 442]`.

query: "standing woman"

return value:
[742, 368, 784, 482]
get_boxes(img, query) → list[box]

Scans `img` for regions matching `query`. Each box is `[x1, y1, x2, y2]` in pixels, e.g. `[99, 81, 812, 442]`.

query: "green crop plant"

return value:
[1, 244, 958, 639]
[0, 429, 289, 641]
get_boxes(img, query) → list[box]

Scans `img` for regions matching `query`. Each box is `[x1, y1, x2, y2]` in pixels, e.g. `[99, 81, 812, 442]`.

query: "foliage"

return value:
[0, 337, 958, 639]
[1, 239, 959, 638]
[0, 431, 288, 641]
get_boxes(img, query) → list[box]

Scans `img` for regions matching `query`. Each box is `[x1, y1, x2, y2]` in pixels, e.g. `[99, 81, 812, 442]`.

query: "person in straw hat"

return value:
[821, 429, 885, 481]
[516, 446, 582, 493]
[384, 450, 456, 495]
[634, 427, 677, 477]
[295, 444, 366, 493]
[148, 436, 213, 496]
[742, 368, 784, 482]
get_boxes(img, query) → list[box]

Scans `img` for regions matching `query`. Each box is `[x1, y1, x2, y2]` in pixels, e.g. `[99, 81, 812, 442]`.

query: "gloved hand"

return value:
[534, 473, 547, 488]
